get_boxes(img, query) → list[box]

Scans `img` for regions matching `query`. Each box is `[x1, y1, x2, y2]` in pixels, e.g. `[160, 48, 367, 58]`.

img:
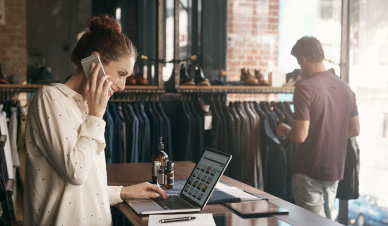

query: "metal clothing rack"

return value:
[0, 84, 165, 101]
[177, 85, 294, 94]
[0, 84, 293, 102]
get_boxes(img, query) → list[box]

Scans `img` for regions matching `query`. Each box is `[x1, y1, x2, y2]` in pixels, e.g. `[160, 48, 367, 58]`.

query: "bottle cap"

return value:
[158, 137, 164, 150]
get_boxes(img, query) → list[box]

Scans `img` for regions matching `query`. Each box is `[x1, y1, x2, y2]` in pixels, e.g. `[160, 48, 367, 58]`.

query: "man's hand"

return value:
[277, 123, 291, 138]
[277, 120, 310, 143]
[120, 182, 169, 200]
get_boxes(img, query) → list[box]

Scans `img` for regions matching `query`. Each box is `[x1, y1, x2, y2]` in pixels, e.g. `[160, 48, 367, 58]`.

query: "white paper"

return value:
[148, 213, 215, 226]
[215, 182, 260, 201]
[268, 71, 286, 87]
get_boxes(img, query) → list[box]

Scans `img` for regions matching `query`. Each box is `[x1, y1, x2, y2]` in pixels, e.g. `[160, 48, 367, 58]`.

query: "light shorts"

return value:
[293, 173, 339, 220]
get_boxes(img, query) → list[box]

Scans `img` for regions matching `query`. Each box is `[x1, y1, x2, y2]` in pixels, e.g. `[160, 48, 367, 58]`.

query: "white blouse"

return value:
[24, 83, 122, 226]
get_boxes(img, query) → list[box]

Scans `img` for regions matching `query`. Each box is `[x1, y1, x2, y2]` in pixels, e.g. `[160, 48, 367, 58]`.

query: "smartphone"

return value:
[81, 54, 112, 93]
[81, 54, 106, 78]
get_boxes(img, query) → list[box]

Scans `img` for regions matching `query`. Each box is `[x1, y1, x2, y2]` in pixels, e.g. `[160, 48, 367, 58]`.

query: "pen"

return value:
[159, 216, 196, 223]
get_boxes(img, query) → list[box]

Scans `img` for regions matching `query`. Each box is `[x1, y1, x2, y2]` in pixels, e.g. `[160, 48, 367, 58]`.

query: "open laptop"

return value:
[125, 148, 232, 215]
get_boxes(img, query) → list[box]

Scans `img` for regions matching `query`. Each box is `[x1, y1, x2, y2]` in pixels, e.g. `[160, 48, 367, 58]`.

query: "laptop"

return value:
[125, 147, 232, 215]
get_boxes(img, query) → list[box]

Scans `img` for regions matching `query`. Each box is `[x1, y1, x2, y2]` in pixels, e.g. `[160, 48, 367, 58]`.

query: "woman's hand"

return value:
[120, 182, 169, 200]
[84, 63, 112, 118]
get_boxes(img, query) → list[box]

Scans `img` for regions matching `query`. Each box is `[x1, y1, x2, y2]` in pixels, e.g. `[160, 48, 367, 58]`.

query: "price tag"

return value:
[204, 115, 212, 130]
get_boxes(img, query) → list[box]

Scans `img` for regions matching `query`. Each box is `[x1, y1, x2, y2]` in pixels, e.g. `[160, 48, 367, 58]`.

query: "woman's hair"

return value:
[71, 14, 138, 68]
[291, 36, 324, 63]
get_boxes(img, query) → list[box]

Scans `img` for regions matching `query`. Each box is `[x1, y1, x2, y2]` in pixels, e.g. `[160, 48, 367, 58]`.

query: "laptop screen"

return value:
[180, 148, 231, 207]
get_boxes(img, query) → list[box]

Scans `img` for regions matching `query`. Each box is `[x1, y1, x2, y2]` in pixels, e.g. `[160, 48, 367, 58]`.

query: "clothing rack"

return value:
[0, 84, 294, 102]
[177, 85, 294, 94]
[0, 84, 165, 101]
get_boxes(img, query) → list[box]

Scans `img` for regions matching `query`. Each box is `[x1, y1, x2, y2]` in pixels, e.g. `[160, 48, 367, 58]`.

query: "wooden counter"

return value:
[107, 161, 341, 226]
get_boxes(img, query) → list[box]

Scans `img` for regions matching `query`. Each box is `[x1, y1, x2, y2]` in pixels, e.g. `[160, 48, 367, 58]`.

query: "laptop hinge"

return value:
[178, 195, 202, 208]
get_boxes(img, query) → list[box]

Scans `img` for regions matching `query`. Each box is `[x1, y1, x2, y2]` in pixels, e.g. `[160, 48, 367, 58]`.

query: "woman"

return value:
[23, 15, 168, 225]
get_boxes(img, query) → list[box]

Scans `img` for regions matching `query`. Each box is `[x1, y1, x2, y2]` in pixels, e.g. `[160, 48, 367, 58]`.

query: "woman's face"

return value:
[103, 55, 135, 97]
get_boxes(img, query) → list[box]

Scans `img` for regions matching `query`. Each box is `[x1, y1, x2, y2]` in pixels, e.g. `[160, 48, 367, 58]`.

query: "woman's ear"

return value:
[90, 51, 101, 58]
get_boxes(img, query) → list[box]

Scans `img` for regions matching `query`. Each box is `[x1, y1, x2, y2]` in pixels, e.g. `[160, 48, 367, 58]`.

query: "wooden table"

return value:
[107, 161, 341, 226]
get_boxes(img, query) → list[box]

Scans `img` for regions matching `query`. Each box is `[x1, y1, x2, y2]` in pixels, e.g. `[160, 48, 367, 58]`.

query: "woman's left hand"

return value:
[120, 182, 169, 200]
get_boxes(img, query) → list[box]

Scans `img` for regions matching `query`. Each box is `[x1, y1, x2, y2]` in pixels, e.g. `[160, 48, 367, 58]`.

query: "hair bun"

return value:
[88, 14, 121, 33]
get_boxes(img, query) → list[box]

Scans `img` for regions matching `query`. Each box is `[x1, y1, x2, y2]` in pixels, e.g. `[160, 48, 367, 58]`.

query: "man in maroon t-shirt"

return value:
[277, 36, 360, 219]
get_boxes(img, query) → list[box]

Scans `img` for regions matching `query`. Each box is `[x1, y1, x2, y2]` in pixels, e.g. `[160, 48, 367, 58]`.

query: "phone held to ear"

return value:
[81, 54, 112, 93]
[81, 54, 105, 78]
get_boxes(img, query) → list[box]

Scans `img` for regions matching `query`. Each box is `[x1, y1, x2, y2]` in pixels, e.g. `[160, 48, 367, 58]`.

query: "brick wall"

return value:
[0, 0, 27, 83]
[227, 0, 279, 81]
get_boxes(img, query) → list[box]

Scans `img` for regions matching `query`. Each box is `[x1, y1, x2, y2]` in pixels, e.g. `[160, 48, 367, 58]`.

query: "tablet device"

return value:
[225, 200, 289, 217]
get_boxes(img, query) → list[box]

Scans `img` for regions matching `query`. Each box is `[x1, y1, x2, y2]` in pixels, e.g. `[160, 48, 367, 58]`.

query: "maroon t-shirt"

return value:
[293, 70, 358, 181]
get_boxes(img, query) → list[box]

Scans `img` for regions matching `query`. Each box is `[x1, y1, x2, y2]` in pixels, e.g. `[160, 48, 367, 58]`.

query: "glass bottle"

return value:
[157, 167, 165, 187]
[151, 137, 169, 184]
[164, 161, 174, 189]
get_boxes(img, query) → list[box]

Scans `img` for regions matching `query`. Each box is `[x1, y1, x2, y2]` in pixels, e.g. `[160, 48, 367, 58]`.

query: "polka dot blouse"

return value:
[24, 83, 122, 225]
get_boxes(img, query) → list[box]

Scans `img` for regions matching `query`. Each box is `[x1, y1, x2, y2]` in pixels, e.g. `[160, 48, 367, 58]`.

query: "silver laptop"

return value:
[125, 148, 232, 215]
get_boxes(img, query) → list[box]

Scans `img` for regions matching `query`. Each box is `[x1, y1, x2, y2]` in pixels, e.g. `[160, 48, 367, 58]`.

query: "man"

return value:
[277, 36, 360, 219]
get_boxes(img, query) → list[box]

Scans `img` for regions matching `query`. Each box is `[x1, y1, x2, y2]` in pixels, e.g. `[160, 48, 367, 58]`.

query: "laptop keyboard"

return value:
[151, 195, 194, 210]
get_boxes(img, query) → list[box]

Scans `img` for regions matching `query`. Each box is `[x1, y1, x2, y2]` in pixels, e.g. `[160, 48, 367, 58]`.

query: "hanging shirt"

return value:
[0, 104, 14, 179]
[9, 106, 21, 167]
[24, 83, 122, 226]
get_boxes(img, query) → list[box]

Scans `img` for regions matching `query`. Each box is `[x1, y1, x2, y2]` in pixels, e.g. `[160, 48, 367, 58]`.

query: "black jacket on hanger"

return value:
[221, 101, 236, 177]
[228, 103, 242, 181]
[152, 102, 165, 145]
[132, 102, 145, 162]
[187, 100, 203, 162]
[171, 100, 192, 161]
[139, 103, 151, 162]
[145, 101, 159, 156]
[254, 102, 287, 199]
[116, 105, 127, 163]
[157, 102, 172, 160]
[124, 103, 139, 163]
[108, 102, 123, 163]
[210, 101, 223, 153]
[336, 137, 360, 200]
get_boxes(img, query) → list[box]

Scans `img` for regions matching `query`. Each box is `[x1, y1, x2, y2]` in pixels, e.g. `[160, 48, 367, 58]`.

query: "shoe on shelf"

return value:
[254, 69, 270, 86]
[135, 73, 149, 85]
[180, 64, 195, 85]
[240, 68, 259, 85]
[194, 66, 211, 86]
[126, 75, 137, 85]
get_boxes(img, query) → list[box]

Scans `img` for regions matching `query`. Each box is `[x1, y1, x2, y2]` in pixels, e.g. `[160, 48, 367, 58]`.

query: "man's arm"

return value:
[348, 115, 360, 138]
[277, 120, 310, 143]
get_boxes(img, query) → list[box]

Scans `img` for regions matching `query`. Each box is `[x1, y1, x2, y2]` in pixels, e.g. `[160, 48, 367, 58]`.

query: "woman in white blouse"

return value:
[23, 15, 168, 225]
